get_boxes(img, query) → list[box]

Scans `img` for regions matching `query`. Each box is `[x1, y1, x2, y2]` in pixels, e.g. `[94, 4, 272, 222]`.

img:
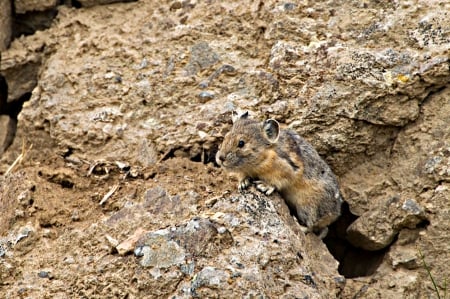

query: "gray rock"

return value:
[185, 42, 220, 76]
[135, 217, 233, 267]
[191, 266, 229, 292]
[136, 233, 186, 268]
[38, 270, 49, 278]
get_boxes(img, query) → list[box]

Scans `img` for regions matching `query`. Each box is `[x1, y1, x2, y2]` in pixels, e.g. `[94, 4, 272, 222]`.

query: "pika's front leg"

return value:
[238, 176, 252, 192]
[254, 180, 276, 195]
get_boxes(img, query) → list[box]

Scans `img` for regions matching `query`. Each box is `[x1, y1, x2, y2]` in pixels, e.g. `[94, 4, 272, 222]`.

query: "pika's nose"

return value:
[216, 153, 225, 164]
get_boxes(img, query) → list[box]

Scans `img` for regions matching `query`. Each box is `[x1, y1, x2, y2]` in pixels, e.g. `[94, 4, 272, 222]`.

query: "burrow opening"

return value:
[324, 202, 388, 278]
[159, 144, 220, 165]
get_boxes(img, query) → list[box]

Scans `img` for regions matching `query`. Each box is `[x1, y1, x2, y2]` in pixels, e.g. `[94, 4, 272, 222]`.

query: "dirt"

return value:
[1, 0, 449, 298]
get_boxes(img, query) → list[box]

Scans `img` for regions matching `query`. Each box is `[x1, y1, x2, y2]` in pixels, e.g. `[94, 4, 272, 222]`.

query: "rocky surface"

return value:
[0, 0, 12, 50]
[0, 0, 449, 298]
[14, 0, 58, 14]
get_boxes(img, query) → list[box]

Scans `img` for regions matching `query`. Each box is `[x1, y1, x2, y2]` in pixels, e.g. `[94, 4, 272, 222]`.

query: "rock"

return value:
[0, 222, 36, 257]
[0, 0, 12, 51]
[0, 260, 14, 281]
[0, 0, 449, 298]
[0, 172, 35, 234]
[75, 0, 136, 8]
[135, 218, 233, 267]
[104, 184, 341, 297]
[197, 91, 214, 102]
[388, 244, 420, 270]
[185, 41, 220, 76]
[116, 227, 145, 255]
[135, 232, 186, 268]
[190, 266, 230, 295]
[1, 49, 41, 103]
[346, 198, 427, 251]
[38, 270, 50, 278]
[0, 115, 15, 156]
[14, 0, 58, 14]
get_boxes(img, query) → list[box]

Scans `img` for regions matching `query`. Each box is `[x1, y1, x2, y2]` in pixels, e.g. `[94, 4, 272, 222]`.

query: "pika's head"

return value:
[216, 112, 280, 172]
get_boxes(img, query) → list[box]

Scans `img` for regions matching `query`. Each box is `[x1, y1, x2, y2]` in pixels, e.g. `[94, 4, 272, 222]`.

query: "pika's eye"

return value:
[238, 140, 245, 148]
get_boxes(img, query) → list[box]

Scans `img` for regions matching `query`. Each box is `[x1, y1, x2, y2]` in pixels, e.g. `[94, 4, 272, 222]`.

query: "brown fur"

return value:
[216, 114, 343, 236]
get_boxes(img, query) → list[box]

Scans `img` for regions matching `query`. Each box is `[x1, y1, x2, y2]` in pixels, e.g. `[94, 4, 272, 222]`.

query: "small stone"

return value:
[180, 261, 195, 275]
[64, 256, 75, 264]
[134, 246, 144, 257]
[71, 210, 80, 222]
[105, 234, 119, 248]
[38, 271, 49, 279]
[116, 228, 145, 256]
[283, 3, 296, 11]
[198, 130, 208, 139]
[217, 226, 227, 234]
[136, 58, 148, 69]
[136, 232, 186, 268]
[185, 42, 220, 75]
[191, 267, 229, 291]
[197, 91, 214, 102]
[402, 199, 423, 215]
[114, 75, 122, 83]
[104, 72, 115, 79]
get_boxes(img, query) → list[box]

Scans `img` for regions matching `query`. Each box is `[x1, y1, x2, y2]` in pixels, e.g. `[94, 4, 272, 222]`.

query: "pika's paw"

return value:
[254, 180, 276, 195]
[316, 227, 329, 239]
[238, 178, 252, 192]
[299, 225, 308, 233]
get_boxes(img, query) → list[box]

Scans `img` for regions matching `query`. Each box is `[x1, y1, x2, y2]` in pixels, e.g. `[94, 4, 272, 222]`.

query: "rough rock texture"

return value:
[76, 0, 136, 8]
[14, 0, 58, 14]
[0, 115, 16, 156]
[0, 0, 449, 298]
[0, 0, 12, 50]
[0, 36, 42, 102]
[346, 198, 427, 251]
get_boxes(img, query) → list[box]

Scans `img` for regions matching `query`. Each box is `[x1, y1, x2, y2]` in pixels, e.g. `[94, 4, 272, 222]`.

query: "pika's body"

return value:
[216, 113, 342, 236]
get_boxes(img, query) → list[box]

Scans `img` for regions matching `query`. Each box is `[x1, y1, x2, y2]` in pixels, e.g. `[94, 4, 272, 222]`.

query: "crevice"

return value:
[71, 0, 82, 8]
[324, 203, 388, 278]
[12, 9, 58, 39]
[38, 170, 75, 189]
[416, 84, 447, 111]
[0, 73, 31, 155]
[160, 143, 221, 166]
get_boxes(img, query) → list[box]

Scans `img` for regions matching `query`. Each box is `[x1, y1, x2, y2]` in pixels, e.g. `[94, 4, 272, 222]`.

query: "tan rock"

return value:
[0, 115, 15, 156]
[346, 198, 427, 251]
[0, 0, 12, 51]
[14, 0, 58, 14]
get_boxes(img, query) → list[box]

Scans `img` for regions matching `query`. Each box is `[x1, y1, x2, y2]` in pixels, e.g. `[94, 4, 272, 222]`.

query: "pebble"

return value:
[197, 91, 214, 102]
[38, 271, 49, 279]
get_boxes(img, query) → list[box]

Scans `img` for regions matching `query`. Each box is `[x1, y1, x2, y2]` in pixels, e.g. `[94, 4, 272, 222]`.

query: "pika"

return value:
[216, 112, 343, 237]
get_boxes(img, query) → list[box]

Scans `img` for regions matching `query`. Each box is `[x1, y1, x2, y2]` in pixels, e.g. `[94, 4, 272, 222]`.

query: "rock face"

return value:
[14, 0, 58, 14]
[0, 0, 12, 51]
[346, 198, 427, 251]
[0, 0, 449, 298]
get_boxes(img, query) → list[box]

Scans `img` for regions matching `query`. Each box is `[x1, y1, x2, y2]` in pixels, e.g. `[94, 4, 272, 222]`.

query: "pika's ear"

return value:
[262, 119, 280, 143]
[231, 111, 249, 123]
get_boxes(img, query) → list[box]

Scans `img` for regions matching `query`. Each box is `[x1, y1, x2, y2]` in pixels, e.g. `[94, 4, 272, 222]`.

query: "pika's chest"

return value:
[250, 149, 301, 190]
